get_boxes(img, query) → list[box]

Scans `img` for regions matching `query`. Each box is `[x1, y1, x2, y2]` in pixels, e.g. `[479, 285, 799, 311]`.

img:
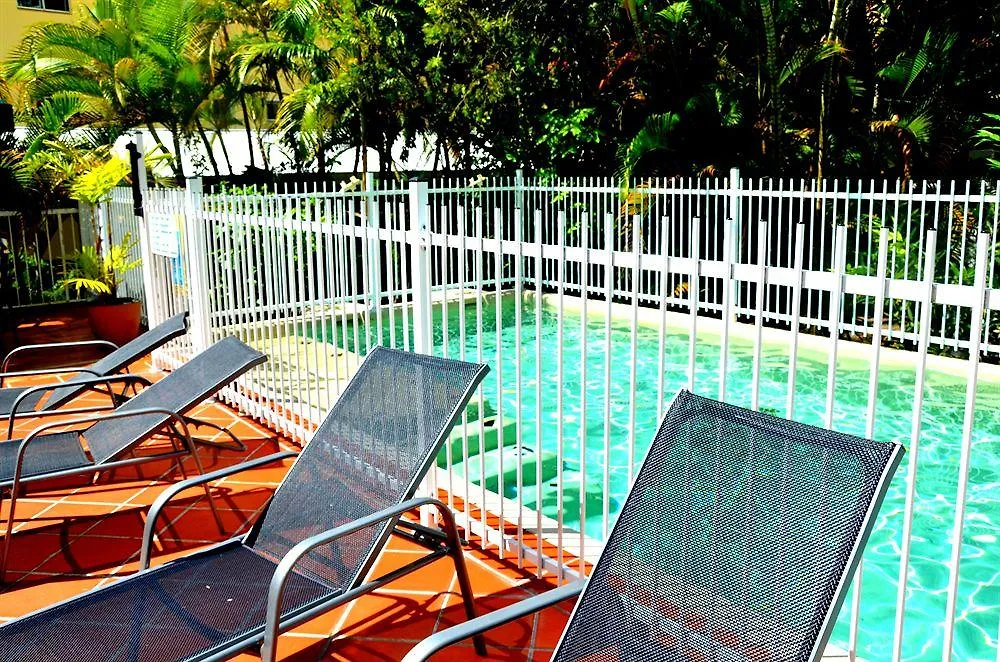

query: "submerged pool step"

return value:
[518, 470, 610, 522]
[449, 446, 560, 493]
[437, 415, 519, 468]
[439, 407, 612, 524]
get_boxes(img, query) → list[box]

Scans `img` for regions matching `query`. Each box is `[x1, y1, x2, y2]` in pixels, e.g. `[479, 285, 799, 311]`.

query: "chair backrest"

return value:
[43, 312, 189, 410]
[552, 390, 903, 662]
[83, 336, 265, 463]
[248, 346, 489, 592]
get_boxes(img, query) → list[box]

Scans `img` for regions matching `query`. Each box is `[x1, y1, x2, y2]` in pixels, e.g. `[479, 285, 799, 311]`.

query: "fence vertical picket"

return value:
[824, 225, 848, 428]
[892, 226, 940, 662]
[941, 231, 990, 660]
[751, 219, 768, 410]
[849, 226, 891, 659]
[786, 222, 806, 417]
[687, 216, 700, 390]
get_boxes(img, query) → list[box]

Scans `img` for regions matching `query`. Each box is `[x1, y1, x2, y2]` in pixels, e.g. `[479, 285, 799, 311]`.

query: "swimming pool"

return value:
[312, 293, 999, 661]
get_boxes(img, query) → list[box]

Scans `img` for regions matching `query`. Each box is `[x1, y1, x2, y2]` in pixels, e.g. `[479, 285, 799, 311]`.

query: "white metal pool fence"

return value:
[107, 169, 998, 662]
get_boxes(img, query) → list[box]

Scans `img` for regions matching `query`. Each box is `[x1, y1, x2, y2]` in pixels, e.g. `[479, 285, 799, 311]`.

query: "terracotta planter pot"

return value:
[86, 299, 142, 347]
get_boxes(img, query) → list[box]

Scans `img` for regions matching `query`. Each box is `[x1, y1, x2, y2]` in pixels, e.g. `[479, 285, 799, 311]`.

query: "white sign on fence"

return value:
[148, 211, 180, 258]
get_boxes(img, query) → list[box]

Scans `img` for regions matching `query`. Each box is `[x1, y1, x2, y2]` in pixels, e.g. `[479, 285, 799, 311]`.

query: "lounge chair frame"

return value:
[1, 339, 120, 376]
[0, 314, 187, 423]
[136, 452, 486, 662]
[0, 347, 490, 662]
[402, 391, 905, 662]
[5, 373, 151, 437]
[0, 406, 223, 582]
[1, 316, 245, 452]
[0, 335, 267, 582]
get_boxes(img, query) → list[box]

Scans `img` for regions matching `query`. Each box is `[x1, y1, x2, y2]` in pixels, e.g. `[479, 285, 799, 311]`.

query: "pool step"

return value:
[518, 470, 610, 522]
[450, 446, 560, 493]
[437, 414, 518, 468]
[440, 410, 613, 525]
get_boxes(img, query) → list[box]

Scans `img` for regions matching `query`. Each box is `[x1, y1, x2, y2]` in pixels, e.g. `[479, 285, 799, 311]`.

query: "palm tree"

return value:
[236, 0, 424, 177]
[5, 0, 223, 180]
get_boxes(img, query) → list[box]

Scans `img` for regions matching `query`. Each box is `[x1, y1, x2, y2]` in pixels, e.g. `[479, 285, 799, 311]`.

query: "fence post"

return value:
[132, 134, 159, 326]
[728, 167, 742, 318]
[514, 169, 526, 289]
[408, 180, 432, 354]
[365, 172, 382, 313]
[183, 177, 212, 354]
[514, 168, 525, 213]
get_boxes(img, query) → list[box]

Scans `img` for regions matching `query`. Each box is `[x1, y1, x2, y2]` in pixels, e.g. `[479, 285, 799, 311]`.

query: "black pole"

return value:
[126, 142, 144, 217]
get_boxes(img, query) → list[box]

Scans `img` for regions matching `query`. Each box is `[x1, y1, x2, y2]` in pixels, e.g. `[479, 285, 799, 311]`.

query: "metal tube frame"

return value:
[136, 456, 486, 662]
[260, 495, 486, 662]
[0, 366, 101, 386]
[401, 580, 586, 662]
[0, 406, 222, 583]
[5, 374, 152, 437]
[1, 339, 119, 374]
[808, 443, 907, 662]
[140, 451, 298, 569]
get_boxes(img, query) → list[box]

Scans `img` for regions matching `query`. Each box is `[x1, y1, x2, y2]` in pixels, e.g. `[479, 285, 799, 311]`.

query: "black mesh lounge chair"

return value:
[0, 346, 490, 662]
[0, 336, 266, 582]
[0, 311, 189, 426]
[2, 312, 246, 451]
[403, 390, 905, 662]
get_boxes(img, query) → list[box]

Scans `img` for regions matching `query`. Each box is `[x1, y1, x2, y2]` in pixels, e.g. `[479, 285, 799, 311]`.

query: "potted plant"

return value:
[56, 156, 143, 345]
[58, 234, 143, 345]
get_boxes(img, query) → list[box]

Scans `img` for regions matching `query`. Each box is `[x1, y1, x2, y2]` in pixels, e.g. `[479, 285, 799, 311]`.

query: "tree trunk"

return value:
[239, 95, 257, 169]
[256, 126, 270, 172]
[169, 125, 186, 180]
[818, 0, 851, 184]
[196, 119, 221, 177]
[360, 115, 369, 179]
[759, 0, 780, 167]
[145, 123, 172, 163]
[216, 129, 234, 174]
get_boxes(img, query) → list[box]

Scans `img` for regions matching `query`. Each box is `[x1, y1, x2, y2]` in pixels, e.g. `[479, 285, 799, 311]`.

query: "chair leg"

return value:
[183, 416, 246, 452]
[173, 455, 190, 481]
[1, 487, 18, 584]
[184, 441, 225, 535]
[438, 508, 488, 656]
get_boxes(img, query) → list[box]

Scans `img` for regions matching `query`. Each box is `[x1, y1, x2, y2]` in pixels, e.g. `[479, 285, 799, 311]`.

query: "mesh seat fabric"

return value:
[0, 387, 43, 418]
[82, 337, 265, 464]
[250, 346, 489, 590]
[0, 544, 337, 662]
[0, 432, 91, 483]
[552, 390, 899, 662]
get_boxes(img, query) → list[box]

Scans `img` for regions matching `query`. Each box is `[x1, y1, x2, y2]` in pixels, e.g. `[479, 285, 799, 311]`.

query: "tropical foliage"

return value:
[57, 234, 142, 300]
[0, 0, 997, 181]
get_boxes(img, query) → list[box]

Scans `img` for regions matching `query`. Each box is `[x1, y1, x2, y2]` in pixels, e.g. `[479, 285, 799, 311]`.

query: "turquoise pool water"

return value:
[315, 294, 999, 661]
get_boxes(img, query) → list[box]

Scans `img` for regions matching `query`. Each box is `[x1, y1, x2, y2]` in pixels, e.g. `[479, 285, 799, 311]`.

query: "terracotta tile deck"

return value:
[0, 360, 571, 661]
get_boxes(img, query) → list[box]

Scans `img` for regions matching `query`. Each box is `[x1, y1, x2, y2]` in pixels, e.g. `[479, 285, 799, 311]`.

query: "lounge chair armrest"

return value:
[1, 340, 118, 374]
[260, 496, 452, 662]
[9, 406, 201, 511]
[0, 366, 101, 386]
[401, 580, 587, 662]
[6, 374, 153, 437]
[140, 451, 299, 569]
